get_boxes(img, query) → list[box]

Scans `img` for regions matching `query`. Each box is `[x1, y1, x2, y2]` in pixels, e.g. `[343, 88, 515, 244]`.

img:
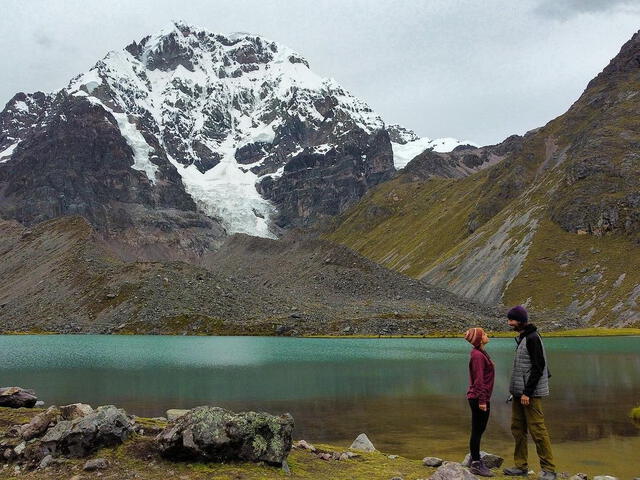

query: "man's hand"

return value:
[520, 394, 530, 406]
[479, 403, 488, 411]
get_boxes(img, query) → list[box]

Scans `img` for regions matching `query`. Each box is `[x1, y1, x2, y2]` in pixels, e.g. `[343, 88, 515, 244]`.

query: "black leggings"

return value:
[468, 398, 491, 461]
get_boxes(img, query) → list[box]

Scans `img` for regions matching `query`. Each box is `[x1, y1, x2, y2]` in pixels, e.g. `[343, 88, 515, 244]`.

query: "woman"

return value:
[465, 327, 495, 477]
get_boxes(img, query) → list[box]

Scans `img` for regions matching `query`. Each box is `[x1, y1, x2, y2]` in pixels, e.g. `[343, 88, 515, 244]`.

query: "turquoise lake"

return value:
[1, 335, 639, 476]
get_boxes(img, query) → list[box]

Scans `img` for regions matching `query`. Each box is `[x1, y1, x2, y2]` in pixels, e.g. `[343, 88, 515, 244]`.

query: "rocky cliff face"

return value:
[327, 30, 640, 328]
[0, 91, 224, 258]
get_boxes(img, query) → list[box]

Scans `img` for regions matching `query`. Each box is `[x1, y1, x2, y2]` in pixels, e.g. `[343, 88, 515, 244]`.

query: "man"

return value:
[503, 305, 556, 480]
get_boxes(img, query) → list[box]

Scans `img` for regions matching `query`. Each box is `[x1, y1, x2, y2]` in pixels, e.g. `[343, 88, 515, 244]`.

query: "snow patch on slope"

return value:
[75, 91, 159, 184]
[14, 101, 29, 113]
[392, 137, 478, 169]
[0, 142, 19, 164]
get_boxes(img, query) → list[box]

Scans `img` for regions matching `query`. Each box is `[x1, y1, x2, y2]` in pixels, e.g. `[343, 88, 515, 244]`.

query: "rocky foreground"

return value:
[0, 402, 450, 480]
[1, 388, 632, 480]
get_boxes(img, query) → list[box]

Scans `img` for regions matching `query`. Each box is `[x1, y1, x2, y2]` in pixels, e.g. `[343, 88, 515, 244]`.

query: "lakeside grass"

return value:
[2, 328, 640, 337]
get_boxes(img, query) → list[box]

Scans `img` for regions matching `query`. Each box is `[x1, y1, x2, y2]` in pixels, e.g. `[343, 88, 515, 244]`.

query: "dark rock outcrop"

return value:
[156, 406, 294, 466]
[258, 129, 395, 227]
[0, 387, 37, 409]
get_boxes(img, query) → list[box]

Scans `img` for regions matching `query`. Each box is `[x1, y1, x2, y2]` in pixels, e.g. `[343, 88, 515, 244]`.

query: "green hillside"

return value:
[327, 31, 640, 328]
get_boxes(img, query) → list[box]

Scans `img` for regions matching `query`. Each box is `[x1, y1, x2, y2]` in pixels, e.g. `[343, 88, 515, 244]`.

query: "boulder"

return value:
[37, 405, 134, 458]
[3, 447, 17, 461]
[38, 454, 54, 469]
[423, 456, 444, 467]
[461, 450, 503, 468]
[83, 458, 109, 471]
[60, 403, 93, 421]
[593, 477, 618, 480]
[569, 474, 588, 480]
[166, 409, 190, 421]
[429, 462, 478, 480]
[13, 442, 26, 456]
[293, 440, 316, 452]
[21, 406, 61, 440]
[156, 406, 294, 466]
[0, 387, 37, 408]
[349, 433, 376, 452]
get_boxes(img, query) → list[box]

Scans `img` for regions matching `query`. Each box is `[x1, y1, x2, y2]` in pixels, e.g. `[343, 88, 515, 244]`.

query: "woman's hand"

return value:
[520, 394, 530, 406]
[479, 403, 487, 411]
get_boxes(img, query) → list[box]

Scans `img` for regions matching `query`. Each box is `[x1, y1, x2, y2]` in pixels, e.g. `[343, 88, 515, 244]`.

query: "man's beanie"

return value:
[464, 327, 485, 347]
[507, 305, 528, 323]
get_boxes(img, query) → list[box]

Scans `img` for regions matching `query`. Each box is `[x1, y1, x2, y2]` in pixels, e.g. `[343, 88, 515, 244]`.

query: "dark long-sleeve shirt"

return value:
[467, 348, 495, 403]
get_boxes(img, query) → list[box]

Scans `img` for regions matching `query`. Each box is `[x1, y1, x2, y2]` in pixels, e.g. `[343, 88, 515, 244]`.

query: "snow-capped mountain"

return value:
[0, 21, 472, 242]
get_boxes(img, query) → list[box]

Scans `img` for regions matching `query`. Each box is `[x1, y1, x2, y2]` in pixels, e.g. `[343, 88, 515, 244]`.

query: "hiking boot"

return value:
[538, 471, 557, 480]
[503, 466, 529, 476]
[470, 460, 495, 477]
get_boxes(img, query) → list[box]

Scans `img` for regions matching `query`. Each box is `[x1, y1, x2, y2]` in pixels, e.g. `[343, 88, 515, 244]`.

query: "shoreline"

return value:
[1, 327, 640, 338]
[1, 406, 638, 479]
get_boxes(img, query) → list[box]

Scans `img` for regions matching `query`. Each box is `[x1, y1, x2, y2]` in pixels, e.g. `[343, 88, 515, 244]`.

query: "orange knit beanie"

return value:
[464, 327, 485, 347]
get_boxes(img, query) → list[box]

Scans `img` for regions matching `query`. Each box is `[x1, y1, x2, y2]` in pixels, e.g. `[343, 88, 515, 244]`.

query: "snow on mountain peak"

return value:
[2, 22, 474, 238]
[61, 22, 390, 237]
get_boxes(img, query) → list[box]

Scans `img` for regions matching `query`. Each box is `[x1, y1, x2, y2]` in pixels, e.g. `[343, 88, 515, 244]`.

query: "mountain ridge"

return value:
[327, 29, 640, 327]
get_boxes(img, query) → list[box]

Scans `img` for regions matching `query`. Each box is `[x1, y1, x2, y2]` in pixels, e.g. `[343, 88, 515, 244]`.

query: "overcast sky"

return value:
[1, 0, 639, 145]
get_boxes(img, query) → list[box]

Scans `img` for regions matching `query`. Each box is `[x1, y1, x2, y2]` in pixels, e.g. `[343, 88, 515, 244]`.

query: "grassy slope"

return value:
[326, 174, 486, 277]
[327, 43, 640, 328]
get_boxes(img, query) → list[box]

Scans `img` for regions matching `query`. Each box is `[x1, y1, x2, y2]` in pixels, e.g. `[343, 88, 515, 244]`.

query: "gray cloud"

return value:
[1, 1, 640, 145]
[34, 32, 54, 48]
[533, 0, 640, 20]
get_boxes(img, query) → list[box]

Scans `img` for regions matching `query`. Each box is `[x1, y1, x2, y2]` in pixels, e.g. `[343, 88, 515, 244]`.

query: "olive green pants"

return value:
[511, 397, 555, 472]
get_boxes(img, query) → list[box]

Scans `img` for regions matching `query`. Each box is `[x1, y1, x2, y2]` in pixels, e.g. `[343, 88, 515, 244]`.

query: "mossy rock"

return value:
[156, 406, 294, 466]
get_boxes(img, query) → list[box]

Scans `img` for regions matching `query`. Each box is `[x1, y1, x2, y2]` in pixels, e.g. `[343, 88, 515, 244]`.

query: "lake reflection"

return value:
[1, 335, 638, 476]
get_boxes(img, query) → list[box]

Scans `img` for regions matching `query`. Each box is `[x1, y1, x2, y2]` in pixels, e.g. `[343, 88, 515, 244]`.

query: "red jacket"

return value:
[467, 348, 495, 403]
